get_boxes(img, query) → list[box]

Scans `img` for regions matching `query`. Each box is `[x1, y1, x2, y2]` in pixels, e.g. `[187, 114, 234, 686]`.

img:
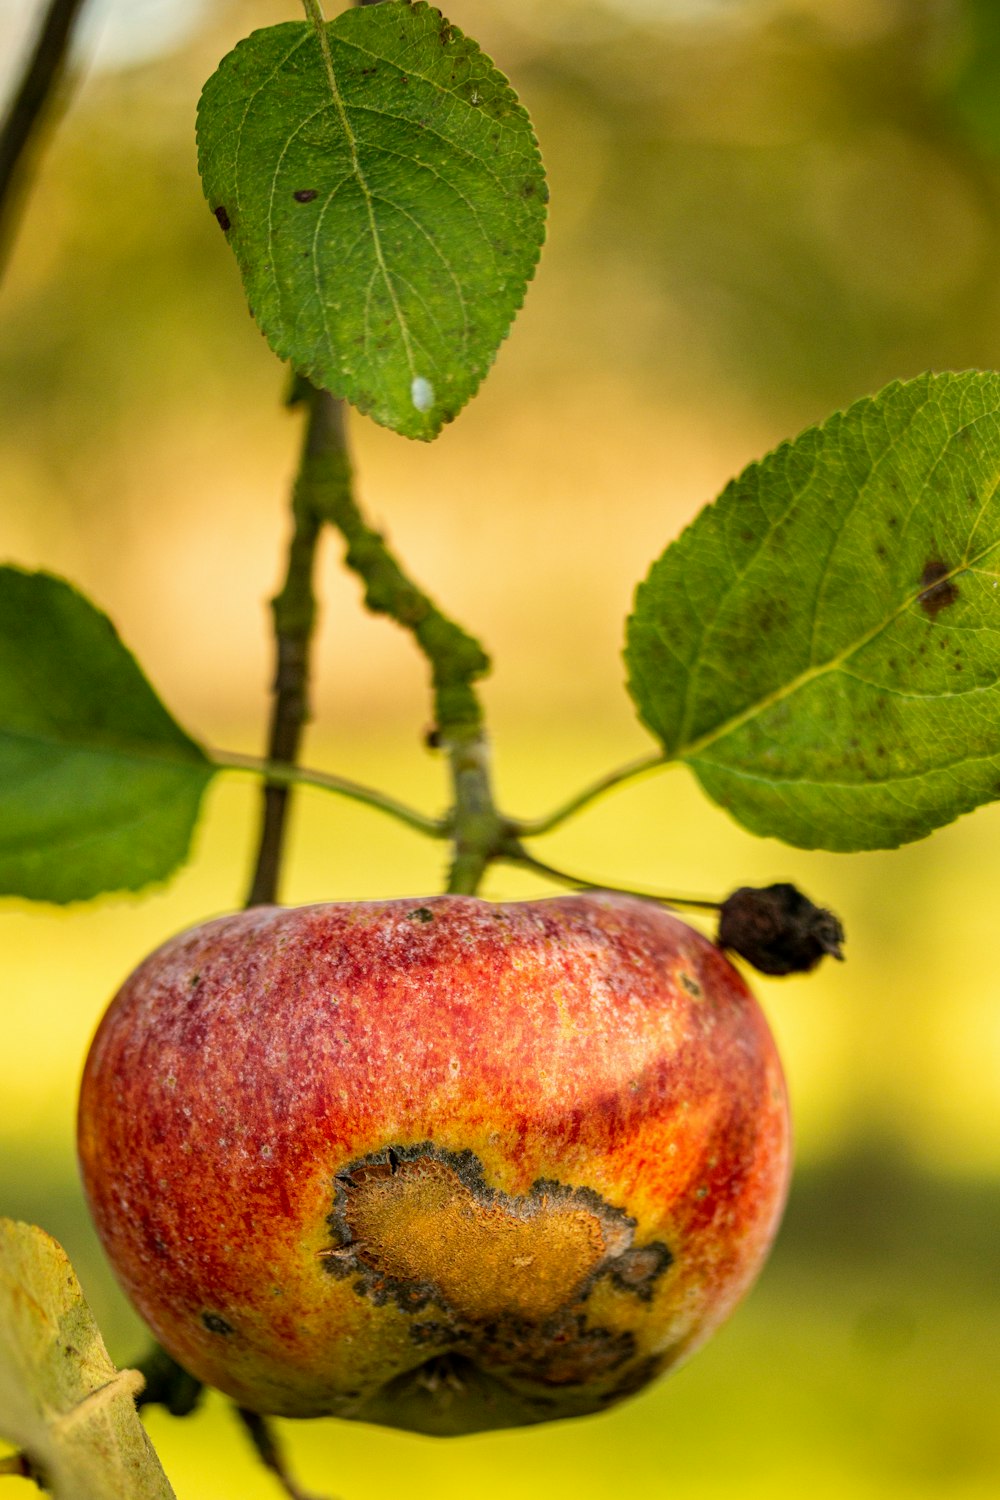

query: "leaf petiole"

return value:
[512, 751, 668, 837]
[505, 849, 721, 914]
[211, 747, 446, 839]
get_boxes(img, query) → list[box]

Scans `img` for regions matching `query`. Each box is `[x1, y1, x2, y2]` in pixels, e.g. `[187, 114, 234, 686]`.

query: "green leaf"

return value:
[0, 567, 213, 902]
[196, 1, 547, 440]
[625, 371, 1000, 852]
[0, 1219, 175, 1500]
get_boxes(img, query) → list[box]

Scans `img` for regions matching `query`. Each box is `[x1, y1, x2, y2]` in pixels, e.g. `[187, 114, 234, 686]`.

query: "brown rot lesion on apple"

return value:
[319, 1142, 673, 1400]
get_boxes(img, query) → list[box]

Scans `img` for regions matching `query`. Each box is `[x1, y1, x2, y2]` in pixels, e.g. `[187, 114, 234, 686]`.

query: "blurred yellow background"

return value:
[2, 0, 999, 1495]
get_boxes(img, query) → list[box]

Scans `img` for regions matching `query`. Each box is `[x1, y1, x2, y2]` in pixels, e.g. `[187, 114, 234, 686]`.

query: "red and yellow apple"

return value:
[77, 893, 789, 1435]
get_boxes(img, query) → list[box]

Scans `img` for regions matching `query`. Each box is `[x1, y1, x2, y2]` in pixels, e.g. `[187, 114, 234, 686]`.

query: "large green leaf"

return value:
[0, 568, 213, 902]
[0, 1219, 175, 1500]
[626, 371, 1000, 851]
[197, 2, 547, 440]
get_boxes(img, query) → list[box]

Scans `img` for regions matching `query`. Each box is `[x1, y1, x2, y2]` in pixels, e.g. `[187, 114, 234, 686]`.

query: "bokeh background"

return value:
[2, 0, 999, 1494]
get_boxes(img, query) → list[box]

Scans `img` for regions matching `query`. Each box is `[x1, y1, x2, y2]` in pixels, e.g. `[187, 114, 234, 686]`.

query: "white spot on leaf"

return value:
[411, 376, 434, 412]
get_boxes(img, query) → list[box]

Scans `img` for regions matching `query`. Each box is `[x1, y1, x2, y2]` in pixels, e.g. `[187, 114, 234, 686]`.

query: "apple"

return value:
[77, 892, 790, 1436]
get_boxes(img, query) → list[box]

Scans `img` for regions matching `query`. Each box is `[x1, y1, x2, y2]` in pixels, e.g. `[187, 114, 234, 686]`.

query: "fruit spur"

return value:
[77, 892, 789, 1435]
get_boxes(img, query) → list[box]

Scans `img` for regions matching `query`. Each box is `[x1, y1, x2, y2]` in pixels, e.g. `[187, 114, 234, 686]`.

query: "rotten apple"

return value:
[77, 892, 789, 1435]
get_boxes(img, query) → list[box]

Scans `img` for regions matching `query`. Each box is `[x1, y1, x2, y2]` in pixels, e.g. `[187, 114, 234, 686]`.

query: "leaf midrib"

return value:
[673, 388, 928, 750]
[305, 19, 416, 377]
[0, 724, 209, 772]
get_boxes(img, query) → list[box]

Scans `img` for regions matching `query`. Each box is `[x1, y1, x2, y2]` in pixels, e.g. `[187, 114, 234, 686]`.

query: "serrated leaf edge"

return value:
[196, 4, 547, 440]
[627, 371, 1000, 765]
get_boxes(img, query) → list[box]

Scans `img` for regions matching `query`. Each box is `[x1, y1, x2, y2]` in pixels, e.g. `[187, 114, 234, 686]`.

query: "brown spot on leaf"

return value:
[918, 559, 959, 618]
[293, 189, 318, 203]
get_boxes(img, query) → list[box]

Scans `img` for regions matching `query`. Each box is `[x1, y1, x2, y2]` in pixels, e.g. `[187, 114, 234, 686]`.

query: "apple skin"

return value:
[77, 893, 789, 1435]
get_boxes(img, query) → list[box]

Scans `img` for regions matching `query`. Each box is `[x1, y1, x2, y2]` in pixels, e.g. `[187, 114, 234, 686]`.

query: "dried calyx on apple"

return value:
[78, 893, 790, 1435]
[718, 882, 845, 976]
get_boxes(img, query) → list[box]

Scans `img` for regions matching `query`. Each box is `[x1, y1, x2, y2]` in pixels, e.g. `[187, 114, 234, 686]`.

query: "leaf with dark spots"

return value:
[196, 3, 546, 440]
[626, 371, 1000, 851]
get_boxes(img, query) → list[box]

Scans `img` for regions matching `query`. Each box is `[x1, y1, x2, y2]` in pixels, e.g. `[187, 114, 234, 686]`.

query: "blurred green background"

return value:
[2, 0, 999, 1495]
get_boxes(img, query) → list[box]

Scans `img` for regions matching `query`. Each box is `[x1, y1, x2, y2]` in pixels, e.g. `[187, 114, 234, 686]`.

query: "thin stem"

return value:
[302, 0, 327, 30]
[245, 385, 338, 906]
[444, 735, 518, 894]
[0, 0, 89, 276]
[507, 849, 721, 914]
[294, 377, 501, 893]
[214, 747, 444, 838]
[513, 750, 667, 838]
[236, 1408, 330, 1500]
[307, 427, 490, 741]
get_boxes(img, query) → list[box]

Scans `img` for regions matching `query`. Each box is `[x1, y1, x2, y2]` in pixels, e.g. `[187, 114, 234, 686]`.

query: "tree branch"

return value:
[245, 384, 336, 907]
[306, 415, 490, 742]
[0, 0, 89, 275]
[295, 380, 504, 893]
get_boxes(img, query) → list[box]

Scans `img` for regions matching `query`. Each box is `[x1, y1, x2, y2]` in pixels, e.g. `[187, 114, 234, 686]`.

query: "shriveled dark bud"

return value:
[717, 883, 844, 976]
